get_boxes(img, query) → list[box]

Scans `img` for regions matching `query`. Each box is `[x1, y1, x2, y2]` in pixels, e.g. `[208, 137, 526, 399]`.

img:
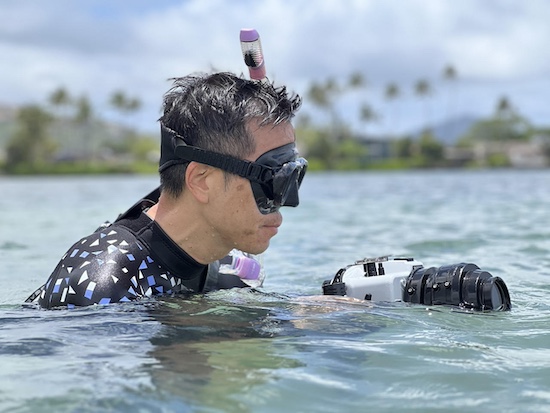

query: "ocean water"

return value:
[1, 170, 549, 413]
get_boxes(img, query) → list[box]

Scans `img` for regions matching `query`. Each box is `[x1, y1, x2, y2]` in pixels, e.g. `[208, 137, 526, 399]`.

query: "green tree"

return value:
[300, 128, 337, 170]
[49, 87, 72, 117]
[443, 65, 457, 111]
[335, 137, 368, 169]
[348, 71, 366, 90]
[109, 90, 142, 157]
[307, 78, 341, 125]
[303, 74, 373, 168]
[358, 103, 378, 136]
[307, 81, 331, 109]
[394, 137, 414, 158]
[125, 97, 141, 113]
[461, 99, 531, 144]
[495, 96, 514, 120]
[414, 79, 434, 131]
[74, 95, 95, 159]
[442, 64, 458, 139]
[110, 90, 126, 111]
[110, 90, 142, 126]
[460, 119, 528, 144]
[306, 77, 349, 146]
[384, 82, 400, 136]
[457, 95, 531, 168]
[443, 65, 457, 81]
[418, 130, 444, 166]
[4, 105, 55, 173]
[74, 95, 92, 124]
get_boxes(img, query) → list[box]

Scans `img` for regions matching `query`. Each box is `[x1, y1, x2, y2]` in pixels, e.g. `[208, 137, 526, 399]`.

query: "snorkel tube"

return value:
[240, 28, 267, 81]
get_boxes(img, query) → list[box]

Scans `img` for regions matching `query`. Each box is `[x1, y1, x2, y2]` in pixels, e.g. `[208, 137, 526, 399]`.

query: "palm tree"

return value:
[307, 77, 343, 137]
[126, 97, 141, 113]
[495, 96, 513, 120]
[384, 82, 400, 137]
[494, 96, 529, 140]
[414, 79, 433, 131]
[359, 103, 378, 134]
[348, 71, 365, 90]
[49, 87, 71, 118]
[5, 105, 55, 172]
[75, 95, 92, 125]
[74, 95, 95, 159]
[442, 65, 458, 138]
[307, 81, 331, 109]
[109, 90, 142, 129]
[110, 90, 126, 117]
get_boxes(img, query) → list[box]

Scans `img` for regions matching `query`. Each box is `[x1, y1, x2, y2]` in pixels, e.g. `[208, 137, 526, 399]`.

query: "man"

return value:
[28, 72, 307, 309]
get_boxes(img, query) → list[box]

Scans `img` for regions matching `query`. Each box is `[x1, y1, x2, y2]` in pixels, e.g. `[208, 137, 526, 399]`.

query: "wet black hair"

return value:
[158, 72, 301, 197]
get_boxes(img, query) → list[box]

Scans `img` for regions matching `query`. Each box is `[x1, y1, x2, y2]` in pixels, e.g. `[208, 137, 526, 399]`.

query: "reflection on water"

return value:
[1, 171, 550, 412]
[148, 298, 295, 412]
[145, 292, 397, 412]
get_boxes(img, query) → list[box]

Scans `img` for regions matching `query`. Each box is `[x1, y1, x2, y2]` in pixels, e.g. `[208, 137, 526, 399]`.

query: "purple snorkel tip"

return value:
[239, 28, 259, 43]
[240, 28, 266, 80]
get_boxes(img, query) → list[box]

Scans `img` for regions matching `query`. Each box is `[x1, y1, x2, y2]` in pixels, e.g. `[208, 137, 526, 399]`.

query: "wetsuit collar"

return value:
[119, 212, 207, 284]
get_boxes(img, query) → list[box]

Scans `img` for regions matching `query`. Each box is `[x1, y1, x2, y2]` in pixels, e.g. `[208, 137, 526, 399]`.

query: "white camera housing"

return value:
[330, 257, 424, 302]
[323, 256, 511, 311]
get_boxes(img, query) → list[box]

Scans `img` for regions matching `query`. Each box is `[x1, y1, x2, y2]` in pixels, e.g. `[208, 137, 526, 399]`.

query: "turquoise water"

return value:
[1, 170, 550, 412]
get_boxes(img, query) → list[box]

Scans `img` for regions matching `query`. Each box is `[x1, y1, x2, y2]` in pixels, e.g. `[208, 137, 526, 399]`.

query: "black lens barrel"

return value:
[403, 263, 511, 311]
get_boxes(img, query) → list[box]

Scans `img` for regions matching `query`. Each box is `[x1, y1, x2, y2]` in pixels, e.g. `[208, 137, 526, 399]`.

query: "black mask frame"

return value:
[164, 125, 307, 214]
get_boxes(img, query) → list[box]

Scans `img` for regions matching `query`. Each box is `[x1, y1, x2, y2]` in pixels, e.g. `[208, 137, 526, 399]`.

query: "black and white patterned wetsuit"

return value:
[29, 189, 247, 309]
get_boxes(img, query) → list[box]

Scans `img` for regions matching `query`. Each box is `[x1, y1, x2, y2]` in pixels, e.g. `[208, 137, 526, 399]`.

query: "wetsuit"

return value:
[28, 188, 248, 309]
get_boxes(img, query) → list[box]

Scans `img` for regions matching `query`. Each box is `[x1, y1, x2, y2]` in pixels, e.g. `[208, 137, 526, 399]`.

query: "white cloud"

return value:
[1, 0, 549, 134]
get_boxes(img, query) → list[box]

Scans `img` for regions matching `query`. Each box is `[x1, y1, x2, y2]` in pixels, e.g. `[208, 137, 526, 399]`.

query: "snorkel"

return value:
[238, 28, 307, 213]
[240, 28, 266, 81]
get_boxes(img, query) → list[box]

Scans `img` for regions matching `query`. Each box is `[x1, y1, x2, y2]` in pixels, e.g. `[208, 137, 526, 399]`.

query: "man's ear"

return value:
[184, 162, 213, 204]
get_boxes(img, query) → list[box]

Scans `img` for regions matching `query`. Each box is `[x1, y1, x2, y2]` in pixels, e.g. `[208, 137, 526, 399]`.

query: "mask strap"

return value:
[174, 143, 272, 184]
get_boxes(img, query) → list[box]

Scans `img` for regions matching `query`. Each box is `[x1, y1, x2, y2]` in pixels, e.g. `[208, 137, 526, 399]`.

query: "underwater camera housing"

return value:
[322, 257, 511, 311]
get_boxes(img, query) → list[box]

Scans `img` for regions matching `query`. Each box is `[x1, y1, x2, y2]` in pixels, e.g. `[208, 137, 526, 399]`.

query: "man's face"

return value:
[205, 120, 297, 255]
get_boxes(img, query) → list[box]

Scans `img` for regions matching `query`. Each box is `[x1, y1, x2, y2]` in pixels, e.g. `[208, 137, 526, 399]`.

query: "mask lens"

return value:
[250, 182, 276, 214]
[250, 144, 308, 215]
[250, 158, 307, 214]
[273, 158, 308, 206]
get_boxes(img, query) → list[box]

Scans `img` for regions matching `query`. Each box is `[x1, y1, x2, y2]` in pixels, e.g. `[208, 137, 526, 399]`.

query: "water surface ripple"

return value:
[1, 170, 549, 412]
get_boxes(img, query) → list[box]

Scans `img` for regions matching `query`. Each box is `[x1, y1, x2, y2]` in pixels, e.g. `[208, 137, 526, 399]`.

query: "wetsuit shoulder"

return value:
[37, 222, 192, 309]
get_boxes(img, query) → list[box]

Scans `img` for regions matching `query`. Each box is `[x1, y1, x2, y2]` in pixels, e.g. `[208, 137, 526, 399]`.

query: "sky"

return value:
[1, 0, 549, 136]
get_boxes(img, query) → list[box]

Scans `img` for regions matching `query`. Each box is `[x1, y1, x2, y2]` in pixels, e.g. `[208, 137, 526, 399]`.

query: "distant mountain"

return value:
[357, 115, 480, 146]
[412, 115, 480, 145]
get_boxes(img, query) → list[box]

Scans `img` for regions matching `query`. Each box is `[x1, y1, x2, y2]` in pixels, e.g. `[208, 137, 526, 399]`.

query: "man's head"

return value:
[158, 72, 302, 198]
[155, 72, 306, 257]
